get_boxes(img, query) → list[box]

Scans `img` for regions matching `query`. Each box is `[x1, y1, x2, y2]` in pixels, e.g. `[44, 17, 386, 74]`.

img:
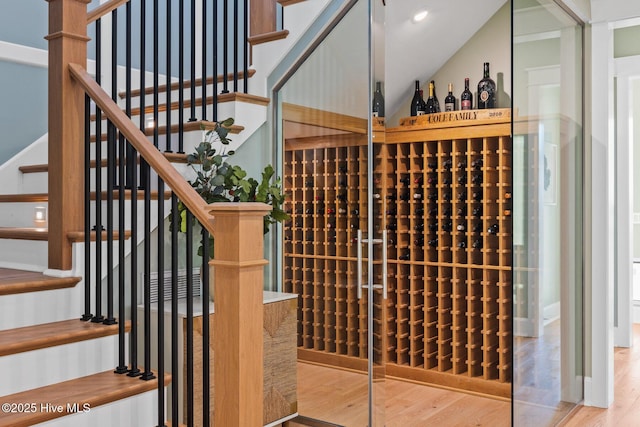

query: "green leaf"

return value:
[219, 117, 235, 127]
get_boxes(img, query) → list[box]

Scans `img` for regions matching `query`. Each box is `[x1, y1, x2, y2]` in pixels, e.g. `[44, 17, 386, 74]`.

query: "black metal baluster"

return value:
[189, 0, 197, 121]
[125, 0, 135, 188]
[170, 193, 179, 425]
[92, 17, 104, 324]
[212, 0, 219, 121]
[178, 0, 185, 153]
[104, 7, 118, 326]
[141, 160, 155, 381]
[186, 210, 194, 426]
[201, 228, 211, 426]
[128, 143, 141, 377]
[201, 0, 207, 121]
[115, 128, 128, 374]
[139, 0, 147, 189]
[157, 178, 165, 425]
[233, 0, 238, 92]
[153, 0, 159, 149]
[82, 94, 92, 322]
[222, 0, 229, 94]
[243, 0, 248, 94]
[165, 0, 172, 153]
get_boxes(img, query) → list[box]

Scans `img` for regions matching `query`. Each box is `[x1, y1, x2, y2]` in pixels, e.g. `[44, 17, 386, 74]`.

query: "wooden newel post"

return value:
[46, 0, 91, 270]
[250, 0, 277, 36]
[208, 202, 271, 426]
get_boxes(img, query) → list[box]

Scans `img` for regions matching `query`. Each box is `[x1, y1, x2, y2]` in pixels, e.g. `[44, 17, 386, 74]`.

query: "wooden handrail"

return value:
[68, 62, 214, 232]
[87, 0, 129, 24]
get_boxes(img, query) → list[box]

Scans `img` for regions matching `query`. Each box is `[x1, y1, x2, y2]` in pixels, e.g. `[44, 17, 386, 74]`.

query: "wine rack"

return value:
[283, 109, 512, 398]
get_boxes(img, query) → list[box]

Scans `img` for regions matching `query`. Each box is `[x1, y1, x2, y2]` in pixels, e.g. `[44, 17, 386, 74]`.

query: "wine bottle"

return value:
[305, 180, 313, 187]
[457, 206, 467, 216]
[487, 223, 499, 235]
[458, 240, 467, 249]
[472, 206, 483, 217]
[327, 208, 335, 215]
[472, 190, 483, 201]
[351, 208, 359, 215]
[442, 158, 453, 170]
[428, 223, 438, 231]
[400, 176, 410, 186]
[373, 193, 381, 199]
[461, 77, 473, 110]
[443, 192, 452, 201]
[443, 177, 451, 185]
[472, 174, 482, 184]
[305, 208, 313, 214]
[295, 207, 303, 214]
[428, 161, 437, 170]
[428, 238, 438, 247]
[410, 80, 426, 116]
[430, 80, 441, 113]
[337, 193, 347, 202]
[445, 83, 456, 112]
[399, 250, 410, 261]
[415, 223, 425, 232]
[413, 192, 423, 200]
[339, 179, 347, 187]
[415, 206, 425, 216]
[428, 207, 438, 217]
[457, 224, 465, 232]
[338, 208, 347, 214]
[442, 222, 452, 232]
[443, 207, 452, 217]
[295, 220, 303, 228]
[414, 176, 423, 185]
[388, 222, 397, 231]
[427, 192, 438, 201]
[457, 159, 467, 169]
[372, 81, 385, 117]
[457, 175, 467, 185]
[472, 239, 483, 249]
[327, 222, 335, 229]
[457, 191, 467, 201]
[338, 164, 347, 173]
[472, 158, 483, 170]
[386, 193, 397, 201]
[425, 81, 437, 114]
[400, 192, 410, 201]
[386, 208, 397, 216]
[473, 222, 482, 232]
[477, 62, 496, 109]
[415, 237, 425, 248]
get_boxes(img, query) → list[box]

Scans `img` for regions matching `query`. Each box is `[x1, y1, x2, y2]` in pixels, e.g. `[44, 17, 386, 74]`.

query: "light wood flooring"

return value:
[560, 323, 640, 427]
[294, 362, 510, 427]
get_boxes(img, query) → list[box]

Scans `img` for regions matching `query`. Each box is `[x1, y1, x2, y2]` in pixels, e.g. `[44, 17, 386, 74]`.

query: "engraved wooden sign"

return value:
[399, 108, 511, 127]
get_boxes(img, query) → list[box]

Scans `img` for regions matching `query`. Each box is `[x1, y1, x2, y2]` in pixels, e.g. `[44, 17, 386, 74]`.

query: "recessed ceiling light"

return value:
[413, 10, 428, 22]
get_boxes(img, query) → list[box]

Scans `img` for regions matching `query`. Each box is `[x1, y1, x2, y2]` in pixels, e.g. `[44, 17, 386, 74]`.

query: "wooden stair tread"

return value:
[248, 29, 290, 45]
[0, 228, 132, 242]
[118, 69, 256, 99]
[93, 92, 268, 121]
[20, 153, 190, 174]
[0, 370, 170, 427]
[0, 190, 173, 202]
[0, 268, 80, 296]
[0, 319, 131, 357]
[90, 119, 244, 143]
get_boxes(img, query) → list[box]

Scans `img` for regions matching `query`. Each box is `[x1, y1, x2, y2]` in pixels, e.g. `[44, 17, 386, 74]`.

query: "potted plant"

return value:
[175, 118, 289, 298]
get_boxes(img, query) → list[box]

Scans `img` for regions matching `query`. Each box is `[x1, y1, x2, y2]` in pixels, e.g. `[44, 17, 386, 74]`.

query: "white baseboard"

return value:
[544, 301, 561, 325]
[634, 300, 640, 323]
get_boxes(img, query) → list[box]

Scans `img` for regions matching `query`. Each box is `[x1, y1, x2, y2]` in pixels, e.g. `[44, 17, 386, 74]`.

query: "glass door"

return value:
[512, 1, 584, 424]
[276, 1, 385, 425]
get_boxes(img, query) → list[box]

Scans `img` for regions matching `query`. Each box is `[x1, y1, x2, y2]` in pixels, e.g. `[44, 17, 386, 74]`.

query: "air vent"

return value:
[147, 268, 201, 303]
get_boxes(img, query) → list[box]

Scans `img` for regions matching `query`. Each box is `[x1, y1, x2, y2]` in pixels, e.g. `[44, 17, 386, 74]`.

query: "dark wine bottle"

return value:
[400, 176, 410, 186]
[427, 192, 438, 201]
[386, 208, 397, 216]
[472, 190, 483, 201]
[457, 191, 467, 201]
[430, 80, 441, 113]
[428, 238, 438, 247]
[373, 193, 381, 199]
[472, 239, 483, 249]
[428, 207, 437, 217]
[442, 222, 452, 232]
[444, 83, 456, 112]
[425, 81, 437, 114]
[338, 164, 347, 173]
[461, 77, 473, 110]
[413, 192, 422, 200]
[414, 176, 423, 185]
[472, 158, 483, 170]
[428, 223, 438, 231]
[372, 81, 385, 117]
[295, 207, 303, 214]
[351, 208, 359, 215]
[457, 224, 466, 232]
[327, 222, 335, 229]
[477, 62, 496, 109]
[473, 206, 483, 217]
[339, 179, 347, 187]
[473, 222, 483, 232]
[457, 159, 467, 169]
[410, 80, 426, 116]
[415, 237, 425, 248]
[443, 207, 452, 217]
[457, 206, 467, 216]
[442, 158, 453, 170]
[472, 174, 482, 184]
[338, 208, 347, 214]
[457, 240, 467, 249]
[337, 193, 347, 202]
[388, 222, 397, 231]
[428, 161, 437, 170]
[414, 223, 424, 232]
[386, 193, 397, 201]
[327, 208, 335, 215]
[443, 192, 452, 201]
[399, 250, 410, 261]
[305, 180, 313, 187]
[457, 174, 467, 185]
[415, 206, 425, 216]
[487, 223, 499, 235]
[400, 192, 410, 201]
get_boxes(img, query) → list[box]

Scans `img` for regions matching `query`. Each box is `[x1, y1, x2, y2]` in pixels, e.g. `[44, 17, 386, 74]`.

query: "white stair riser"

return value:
[0, 334, 126, 396]
[0, 279, 83, 328]
[0, 240, 48, 272]
[39, 387, 160, 427]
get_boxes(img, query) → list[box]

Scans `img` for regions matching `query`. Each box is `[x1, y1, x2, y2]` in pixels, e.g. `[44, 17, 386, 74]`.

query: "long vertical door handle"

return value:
[357, 229, 363, 299]
[382, 229, 388, 299]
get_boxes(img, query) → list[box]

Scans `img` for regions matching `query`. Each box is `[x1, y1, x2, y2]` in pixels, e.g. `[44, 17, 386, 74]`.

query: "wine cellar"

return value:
[283, 106, 512, 398]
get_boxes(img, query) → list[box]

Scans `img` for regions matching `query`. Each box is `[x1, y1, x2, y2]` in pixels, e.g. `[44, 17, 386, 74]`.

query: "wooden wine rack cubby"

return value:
[283, 109, 512, 398]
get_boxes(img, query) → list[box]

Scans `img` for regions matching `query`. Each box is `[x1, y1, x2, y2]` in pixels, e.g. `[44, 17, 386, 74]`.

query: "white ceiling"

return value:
[384, 0, 508, 118]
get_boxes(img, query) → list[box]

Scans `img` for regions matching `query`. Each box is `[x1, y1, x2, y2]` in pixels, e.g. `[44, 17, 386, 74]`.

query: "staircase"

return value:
[0, 0, 327, 425]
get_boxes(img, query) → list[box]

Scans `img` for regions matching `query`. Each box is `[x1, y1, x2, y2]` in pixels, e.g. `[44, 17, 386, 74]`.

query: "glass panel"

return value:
[277, 1, 381, 425]
[513, 1, 584, 424]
